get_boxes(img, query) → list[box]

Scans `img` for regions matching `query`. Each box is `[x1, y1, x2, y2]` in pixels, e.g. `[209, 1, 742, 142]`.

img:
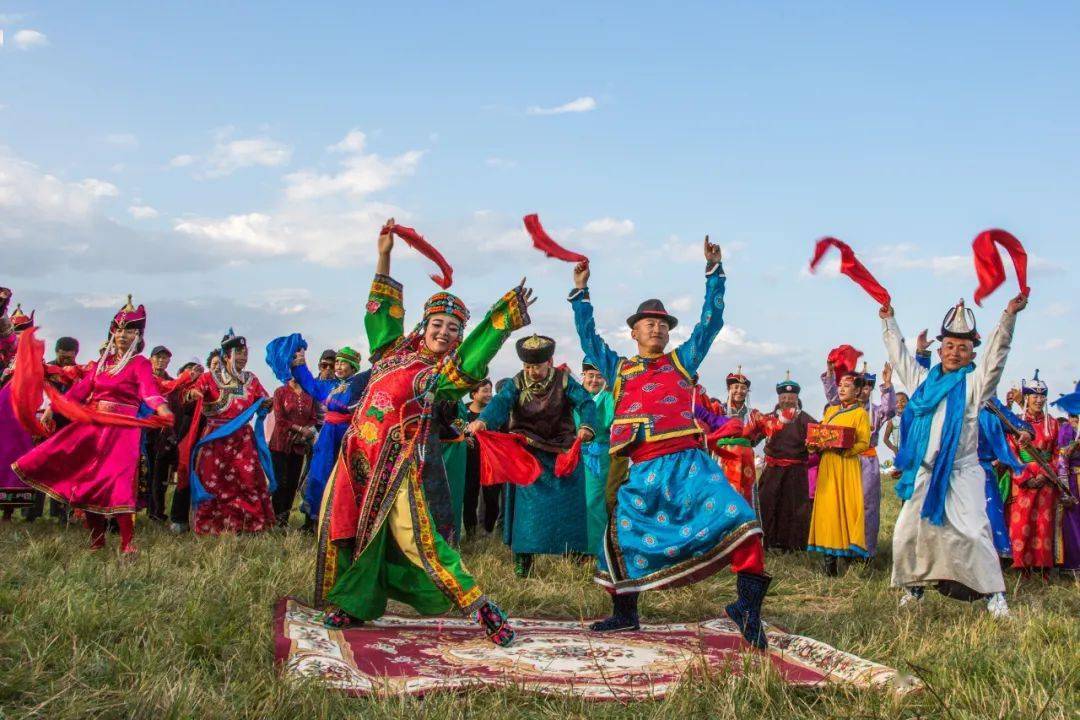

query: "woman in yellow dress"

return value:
[807, 372, 871, 576]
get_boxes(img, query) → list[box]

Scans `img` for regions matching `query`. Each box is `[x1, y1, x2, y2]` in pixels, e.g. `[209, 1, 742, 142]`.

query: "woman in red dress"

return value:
[188, 331, 276, 535]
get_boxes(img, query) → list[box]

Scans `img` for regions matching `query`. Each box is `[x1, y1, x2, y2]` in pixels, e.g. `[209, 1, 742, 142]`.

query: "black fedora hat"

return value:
[626, 299, 678, 330]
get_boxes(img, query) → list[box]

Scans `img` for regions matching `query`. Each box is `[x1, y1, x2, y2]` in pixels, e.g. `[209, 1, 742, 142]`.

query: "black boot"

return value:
[823, 556, 839, 577]
[590, 592, 640, 632]
[726, 572, 771, 650]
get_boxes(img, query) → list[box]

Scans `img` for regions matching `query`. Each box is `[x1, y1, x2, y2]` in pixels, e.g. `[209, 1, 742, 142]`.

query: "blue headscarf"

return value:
[893, 362, 974, 525]
[265, 333, 307, 384]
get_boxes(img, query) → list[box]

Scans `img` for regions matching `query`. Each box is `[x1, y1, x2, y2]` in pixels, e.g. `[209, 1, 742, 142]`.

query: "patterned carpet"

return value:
[274, 597, 917, 699]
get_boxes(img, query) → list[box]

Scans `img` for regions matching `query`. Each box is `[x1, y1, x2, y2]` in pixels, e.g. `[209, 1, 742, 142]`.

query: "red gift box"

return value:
[807, 423, 855, 450]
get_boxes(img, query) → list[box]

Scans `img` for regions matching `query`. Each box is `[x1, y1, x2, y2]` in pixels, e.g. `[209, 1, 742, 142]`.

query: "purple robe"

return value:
[1056, 422, 1080, 569]
[0, 385, 36, 507]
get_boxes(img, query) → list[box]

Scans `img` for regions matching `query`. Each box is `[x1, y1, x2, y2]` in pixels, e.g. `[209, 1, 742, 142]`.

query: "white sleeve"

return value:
[975, 311, 1016, 406]
[882, 315, 927, 394]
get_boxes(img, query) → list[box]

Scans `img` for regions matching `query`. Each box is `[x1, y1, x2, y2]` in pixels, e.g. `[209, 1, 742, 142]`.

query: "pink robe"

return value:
[12, 354, 166, 515]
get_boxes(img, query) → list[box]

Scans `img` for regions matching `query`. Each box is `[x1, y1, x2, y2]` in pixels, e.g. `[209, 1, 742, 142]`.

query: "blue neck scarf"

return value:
[189, 402, 276, 511]
[893, 362, 973, 525]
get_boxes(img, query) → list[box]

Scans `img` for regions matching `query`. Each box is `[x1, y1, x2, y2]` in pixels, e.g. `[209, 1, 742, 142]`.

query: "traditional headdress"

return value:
[1021, 369, 1048, 397]
[727, 366, 751, 388]
[516, 334, 555, 364]
[111, 294, 146, 332]
[423, 292, 470, 329]
[626, 299, 678, 329]
[336, 346, 362, 371]
[10, 304, 35, 332]
[582, 359, 600, 373]
[937, 299, 980, 347]
[776, 370, 801, 395]
[859, 361, 877, 388]
[220, 327, 247, 354]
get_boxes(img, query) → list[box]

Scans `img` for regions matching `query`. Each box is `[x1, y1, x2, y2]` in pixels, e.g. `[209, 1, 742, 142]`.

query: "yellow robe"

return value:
[808, 403, 871, 557]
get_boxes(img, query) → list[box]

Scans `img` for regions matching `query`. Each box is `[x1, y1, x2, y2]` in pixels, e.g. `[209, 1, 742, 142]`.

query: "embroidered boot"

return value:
[590, 592, 640, 632]
[476, 601, 515, 647]
[823, 556, 840, 577]
[513, 553, 534, 579]
[726, 572, 771, 650]
[321, 608, 363, 629]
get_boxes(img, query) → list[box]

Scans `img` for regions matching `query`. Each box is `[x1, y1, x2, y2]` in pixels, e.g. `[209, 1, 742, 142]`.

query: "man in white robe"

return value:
[880, 294, 1027, 616]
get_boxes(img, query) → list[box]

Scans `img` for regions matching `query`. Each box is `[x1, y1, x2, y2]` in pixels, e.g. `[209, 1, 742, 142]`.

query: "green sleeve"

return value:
[567, 375, 598, 435]
[365, 274, 406, 358]
[435, 286, 531, 401]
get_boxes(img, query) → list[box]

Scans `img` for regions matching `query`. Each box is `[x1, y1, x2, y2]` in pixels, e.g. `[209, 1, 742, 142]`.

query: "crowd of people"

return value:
[1, 220, 1077, 651]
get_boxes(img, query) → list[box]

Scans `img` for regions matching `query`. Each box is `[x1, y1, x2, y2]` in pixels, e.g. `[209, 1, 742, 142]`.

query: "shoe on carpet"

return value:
[589, 614, 640, 632]
[475, 601, 515, 647]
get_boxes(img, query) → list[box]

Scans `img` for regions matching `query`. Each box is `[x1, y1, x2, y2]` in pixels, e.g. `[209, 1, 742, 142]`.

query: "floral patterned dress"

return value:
[191, 370, 276, 534]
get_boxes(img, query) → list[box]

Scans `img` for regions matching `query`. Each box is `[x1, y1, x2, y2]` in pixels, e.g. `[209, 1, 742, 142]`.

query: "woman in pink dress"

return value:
[187, 330, 276, 535]
[12, 298, 172, 553]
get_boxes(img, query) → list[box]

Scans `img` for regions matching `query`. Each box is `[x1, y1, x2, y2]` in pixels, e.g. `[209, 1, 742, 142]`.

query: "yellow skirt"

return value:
[807, 451, 868, 557]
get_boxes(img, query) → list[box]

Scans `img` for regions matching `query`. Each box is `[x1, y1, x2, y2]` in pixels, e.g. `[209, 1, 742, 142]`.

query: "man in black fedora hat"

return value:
[566, 237, 773, 650]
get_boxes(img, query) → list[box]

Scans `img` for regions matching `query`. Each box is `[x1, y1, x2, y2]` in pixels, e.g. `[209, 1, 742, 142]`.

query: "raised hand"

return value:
[573, 261, 590, 289]
[881, 361, 893, 388]
[879, 304, 895, 319]
[915, 329, 932, 353]
[1006, 293, 1029, 315]
[703, 235, 722, 265]
[517, 278, 538, 307]
[377, 218, 395, 255]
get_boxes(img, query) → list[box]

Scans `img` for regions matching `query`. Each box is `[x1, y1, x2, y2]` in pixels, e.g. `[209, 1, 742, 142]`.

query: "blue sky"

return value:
[2, 2, 1078, 413]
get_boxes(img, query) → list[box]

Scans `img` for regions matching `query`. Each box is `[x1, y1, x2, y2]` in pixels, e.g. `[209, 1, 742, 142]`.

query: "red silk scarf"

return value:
[827, 344, 864, 384]
[810, 237, 891, 307]
[553, 437, 583, 478]
[391, 224, 454, 289]
[972, 229, 1029, 306]
[523, 214, 589, 263]
[474, 430, 542, 487]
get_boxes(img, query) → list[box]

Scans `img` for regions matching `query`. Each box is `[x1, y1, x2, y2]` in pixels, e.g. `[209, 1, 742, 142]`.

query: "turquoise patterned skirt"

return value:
[597, 447, 760, 594]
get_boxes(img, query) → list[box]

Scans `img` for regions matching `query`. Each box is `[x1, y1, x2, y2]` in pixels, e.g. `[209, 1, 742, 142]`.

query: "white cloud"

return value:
[485, 157, 517, 169]
[1041, 338, 1065, 351]
[527, 96, 597, 115]
[13, 29, 48, 50]
[203, 134, 292, 178]
[73, 293, 126, 309]
[169, 154, 195, 168]
[170, 130, 292, 178]
[283, 130, 422, 201]
[104, 133, 139, 149]
[0, 147, 224, 274]
[582, 217, 634, 237]
[76, 178, 119, 198]
[128, 204, 159, 219]
[174, 213, 285, 255]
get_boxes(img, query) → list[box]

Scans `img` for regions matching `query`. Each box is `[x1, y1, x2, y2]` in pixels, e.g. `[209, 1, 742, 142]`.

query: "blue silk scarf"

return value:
[189, 402, 276, 511]
[894, 363, 973, 525]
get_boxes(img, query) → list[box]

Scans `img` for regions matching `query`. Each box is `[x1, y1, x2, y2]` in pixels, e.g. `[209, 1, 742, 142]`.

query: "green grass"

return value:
[0, 493, 1077, 720]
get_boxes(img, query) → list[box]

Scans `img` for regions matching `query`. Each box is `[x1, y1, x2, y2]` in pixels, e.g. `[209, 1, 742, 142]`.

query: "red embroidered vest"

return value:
[609, 351, 702, 456]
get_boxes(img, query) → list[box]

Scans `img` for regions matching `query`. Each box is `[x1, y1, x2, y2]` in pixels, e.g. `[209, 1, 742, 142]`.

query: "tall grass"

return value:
[0, 492, 1076, 719]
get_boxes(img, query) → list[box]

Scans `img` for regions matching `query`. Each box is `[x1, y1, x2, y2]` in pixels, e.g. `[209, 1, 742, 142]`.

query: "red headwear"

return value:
[10, 304, 35, 332]
[111, 294, 147, 332]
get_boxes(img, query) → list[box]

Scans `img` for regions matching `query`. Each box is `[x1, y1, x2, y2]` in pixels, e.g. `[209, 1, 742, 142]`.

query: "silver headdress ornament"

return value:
[1021, 369, 1048, 397]
[937, 298, 981, 347]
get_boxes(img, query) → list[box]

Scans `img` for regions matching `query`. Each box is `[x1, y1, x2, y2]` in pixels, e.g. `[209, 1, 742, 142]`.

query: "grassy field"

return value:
[0, 493, 1077, 720]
